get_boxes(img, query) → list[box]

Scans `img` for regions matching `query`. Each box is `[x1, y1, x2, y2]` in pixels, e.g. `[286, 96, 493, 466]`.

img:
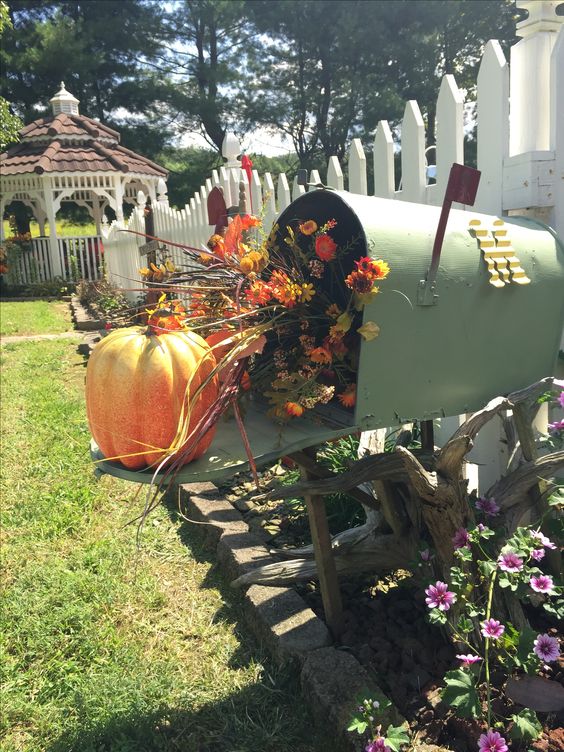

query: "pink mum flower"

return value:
[481, 619, 505, 640]
[530, 530, 557, 550]
[530, 574, 555, 594]
[548, 418, 564, 432]
[497, 551, 523, 573]
[478, 729, 508, 752]
[558, 389, 564, 409]
[366, 738, 391, 752]
[453, 528, 470, 549]
[425, 581, 456, 611]
[533, 633, 560, 663]
[531, 548, 545, 562]
[456, 654, 482, 667]
[476, 497, 500, 517]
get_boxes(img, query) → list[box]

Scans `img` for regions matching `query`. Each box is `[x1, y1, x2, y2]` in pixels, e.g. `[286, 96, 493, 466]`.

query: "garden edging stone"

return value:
[70, 294, 107, 331]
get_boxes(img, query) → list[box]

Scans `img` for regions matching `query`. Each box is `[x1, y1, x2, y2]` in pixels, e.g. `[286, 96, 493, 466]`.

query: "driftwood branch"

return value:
[487, 452, 564, 508]
[249, 449, 434, 504]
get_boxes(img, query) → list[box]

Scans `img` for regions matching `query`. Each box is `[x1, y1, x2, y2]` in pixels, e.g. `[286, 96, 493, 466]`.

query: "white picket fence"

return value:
[98, 7, 563, 494]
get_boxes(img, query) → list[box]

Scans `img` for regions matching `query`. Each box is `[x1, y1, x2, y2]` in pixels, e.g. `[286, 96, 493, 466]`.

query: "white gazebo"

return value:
[0, 83, 168, 281]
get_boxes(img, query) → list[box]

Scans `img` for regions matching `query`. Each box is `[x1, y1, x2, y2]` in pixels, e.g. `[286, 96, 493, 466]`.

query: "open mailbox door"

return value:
[272, 189, 564, 430]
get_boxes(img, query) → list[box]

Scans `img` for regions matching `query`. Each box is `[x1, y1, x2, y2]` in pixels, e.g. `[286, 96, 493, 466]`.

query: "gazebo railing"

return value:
[4, 236, 103, 287]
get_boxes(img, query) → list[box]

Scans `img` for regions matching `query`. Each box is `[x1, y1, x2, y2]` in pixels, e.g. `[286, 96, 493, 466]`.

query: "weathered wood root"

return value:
[232, 533, 412, 587]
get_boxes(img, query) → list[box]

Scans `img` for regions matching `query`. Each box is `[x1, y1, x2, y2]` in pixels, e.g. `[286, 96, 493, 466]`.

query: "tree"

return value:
[0, 1, 22, 150]
[1, 0, 171, 155]
[243, 0, 519, 167]
[155, 0, 256, 151]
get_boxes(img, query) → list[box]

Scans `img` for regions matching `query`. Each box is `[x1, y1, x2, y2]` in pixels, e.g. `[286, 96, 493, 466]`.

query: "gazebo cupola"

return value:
[50, 82, 80, 116]
[0, 83, 168, 277]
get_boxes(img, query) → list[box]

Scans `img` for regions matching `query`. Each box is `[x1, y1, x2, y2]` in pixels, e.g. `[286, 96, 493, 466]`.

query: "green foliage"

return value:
[509, 708, 542, 742]
[384, 724, 411, 751]
[441, 669, 480, 718]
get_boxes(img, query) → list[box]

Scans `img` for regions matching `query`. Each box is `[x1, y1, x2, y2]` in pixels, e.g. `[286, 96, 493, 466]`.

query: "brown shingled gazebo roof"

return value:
[1, 83, 169, 271]
[1, 110, 167, 178]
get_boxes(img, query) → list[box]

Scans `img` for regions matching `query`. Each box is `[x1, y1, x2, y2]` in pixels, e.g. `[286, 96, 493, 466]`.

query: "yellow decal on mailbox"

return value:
[469, 218, 531, 287]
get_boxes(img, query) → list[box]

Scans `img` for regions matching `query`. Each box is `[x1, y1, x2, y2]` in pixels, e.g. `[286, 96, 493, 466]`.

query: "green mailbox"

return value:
[273, 189, 564, 430]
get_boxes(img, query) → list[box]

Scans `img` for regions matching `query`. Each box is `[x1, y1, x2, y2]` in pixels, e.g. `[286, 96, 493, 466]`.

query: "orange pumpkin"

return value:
[86, 326, 219, 470]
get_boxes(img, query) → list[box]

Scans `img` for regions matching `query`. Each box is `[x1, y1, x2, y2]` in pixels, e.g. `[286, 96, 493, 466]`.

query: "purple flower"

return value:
[420, 548, 432, 562]
[453, 528, 470, 549]
[531, 548, 545, 561]
[530, 530, 557, 550]
[549, 419, 564, 432]
[533, 633, 560, 663]
[366, 738, 390, 752]
[476, 497, 500, 517]
[558, 389, 564, 409]
[530, 574, 555, 594]
[456, 653, 482, 667]
[478, 729, 508, 752]
[481, 619, 505, 640]
[425, 581, 457, 611]
[497, 551, 523, 573]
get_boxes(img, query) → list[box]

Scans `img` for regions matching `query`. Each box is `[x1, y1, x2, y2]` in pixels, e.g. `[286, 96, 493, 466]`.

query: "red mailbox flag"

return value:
[241, 154, 253, 212]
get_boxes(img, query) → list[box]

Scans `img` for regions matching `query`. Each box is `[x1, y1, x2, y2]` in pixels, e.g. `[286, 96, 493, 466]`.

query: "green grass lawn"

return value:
[0, 301, 73, 336]
[3, 219, 97, 238]
[0, 338, 334, 752]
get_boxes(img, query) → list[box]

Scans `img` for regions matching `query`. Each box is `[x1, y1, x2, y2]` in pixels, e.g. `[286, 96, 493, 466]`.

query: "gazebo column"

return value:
[42, 177, 64, 278]
[113, 176, 125, 224]
[92, 194, 102, 235]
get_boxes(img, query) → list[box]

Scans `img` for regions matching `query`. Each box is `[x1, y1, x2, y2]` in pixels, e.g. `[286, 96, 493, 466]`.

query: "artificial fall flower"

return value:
[324, 334, 348, 357]
[477, 729, 508, 752]
[452, 528, 470, 549]
[207, 233, 225, 257]
[315, 234, 337, 261]
[285, 401, 304, 418]
[245, 280, 272, 305]
[308, 259, 325, 278]
[240, 214, 261, 230]
[299, 219, 318, 235]
[425, 581, 456, 611]
[497, 551, 524, 573]
[309, 347, 333, 365]
[345, 269, 374, 294]
[481, 619, 505, 640]
[338, 384, 356, 408]
[533, 633, 560, 662]
[325, 304, 342, 318]
[456, 654, 482, 667]
[299, 283, 316, 303]
[355, 257, 391, 280]
[530, 574, 555, 594]
[476, 496, 500, 516]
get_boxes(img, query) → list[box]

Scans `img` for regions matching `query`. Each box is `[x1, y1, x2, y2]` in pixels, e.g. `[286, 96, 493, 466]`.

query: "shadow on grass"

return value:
[47, 678, 338, 752]
[46, 490, 340, 752]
